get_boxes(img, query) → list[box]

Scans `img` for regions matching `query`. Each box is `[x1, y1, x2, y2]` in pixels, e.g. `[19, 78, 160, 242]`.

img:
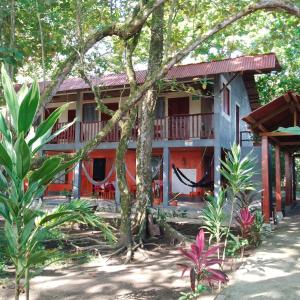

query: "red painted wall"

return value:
[46, 148, 212, 197]
[170, 148, 205, 195]
[45, 151, 74, 195]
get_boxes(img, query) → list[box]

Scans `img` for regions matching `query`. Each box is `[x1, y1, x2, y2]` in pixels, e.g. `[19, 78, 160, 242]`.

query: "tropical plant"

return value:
[236, 190, 261, 209]
[0, 65, 116, 300]
[225, 234, 248, 258]
[220, 144, 256, 262]
[235, 207, 255, 259]
[178, 229, 228, 293]
[220, 144, 256, 197]
[202, 190, 227, 250]
[236, 207, 255, 239]
[248, 210, 265, 247]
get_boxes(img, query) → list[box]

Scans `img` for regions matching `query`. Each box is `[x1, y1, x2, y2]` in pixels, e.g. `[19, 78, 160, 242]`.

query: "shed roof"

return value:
[55, 53, 280, 92]
[38, 53, 279, 106]
[242, 91, 300, 147]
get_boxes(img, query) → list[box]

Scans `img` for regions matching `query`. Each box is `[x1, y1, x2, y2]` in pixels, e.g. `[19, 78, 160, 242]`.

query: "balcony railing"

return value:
[48, 113, 214, 144]
[49, 122, 76, 144]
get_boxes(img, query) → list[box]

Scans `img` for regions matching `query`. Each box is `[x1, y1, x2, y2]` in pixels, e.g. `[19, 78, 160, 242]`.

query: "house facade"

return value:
[42, 53, 280, 208]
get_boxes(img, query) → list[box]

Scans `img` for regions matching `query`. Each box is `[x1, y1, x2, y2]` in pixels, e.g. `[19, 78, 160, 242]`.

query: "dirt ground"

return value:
[0, 246, 219, 300]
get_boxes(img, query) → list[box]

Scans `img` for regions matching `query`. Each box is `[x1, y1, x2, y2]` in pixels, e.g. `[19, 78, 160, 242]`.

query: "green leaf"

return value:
[1, 65, 19, 129]
[28, 103, 70, 148]
[0, 142, 13, 171]
[21, 218, 36, 248]
[29, 156, 62, 184]
[26, 250, 53, 267]
[15, 134, 31, 178]
[18, 80, 40, 135]
[4, 222, 18, 256]
[0, 113, 12, 142]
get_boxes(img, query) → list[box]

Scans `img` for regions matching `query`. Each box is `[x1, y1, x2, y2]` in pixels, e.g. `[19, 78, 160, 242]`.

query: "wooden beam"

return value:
[260, 132, 298, 137]
[280, 142, 300, 146]
[294, 110, 298, 126]
[275, 145, 282, 212]
[246, 115, 281, 144]
[262, 136, 270, 223]
[285, 152, 292, 206]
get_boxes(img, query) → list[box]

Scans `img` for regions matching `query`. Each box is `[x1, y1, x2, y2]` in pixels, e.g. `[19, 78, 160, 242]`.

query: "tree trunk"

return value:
[134, 3, 164, 238]
[116, 110, 137, 259]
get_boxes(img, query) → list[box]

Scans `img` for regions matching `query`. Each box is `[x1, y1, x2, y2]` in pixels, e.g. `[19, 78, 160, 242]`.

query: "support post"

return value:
[275, 145, 282, 212]
[285, 152, 292, 206]
[163, 147, 170, 208]
[261, 136, 270, 223]
[75, 92, 82, 145]
[73, 161, 82, 199]
[292, 155, 296, 204]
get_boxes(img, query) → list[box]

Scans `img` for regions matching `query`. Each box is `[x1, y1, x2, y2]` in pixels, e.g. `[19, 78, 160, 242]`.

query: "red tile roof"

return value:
[55, 53, 280, 93]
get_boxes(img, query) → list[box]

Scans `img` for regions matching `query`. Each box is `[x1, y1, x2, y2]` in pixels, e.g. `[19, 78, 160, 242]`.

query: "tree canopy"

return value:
[0, 0, 299, 104]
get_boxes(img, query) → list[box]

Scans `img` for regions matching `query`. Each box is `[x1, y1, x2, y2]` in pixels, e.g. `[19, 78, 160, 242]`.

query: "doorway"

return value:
[168, 97, 189, 139]
[93, 158, 106, 181]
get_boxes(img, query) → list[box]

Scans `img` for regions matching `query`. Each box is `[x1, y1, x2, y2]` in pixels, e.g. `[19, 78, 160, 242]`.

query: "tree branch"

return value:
[75, 0, 299, 159]
[41, 0, 167, 106]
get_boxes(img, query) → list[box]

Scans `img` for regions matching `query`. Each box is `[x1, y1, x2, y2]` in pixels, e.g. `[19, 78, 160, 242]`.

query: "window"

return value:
[223, 84, 230, 115]
[52, 169, 67, 184]
[82, 103, 98, 122]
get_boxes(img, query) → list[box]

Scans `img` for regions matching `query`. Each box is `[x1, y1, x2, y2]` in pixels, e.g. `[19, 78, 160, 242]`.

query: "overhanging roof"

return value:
[18, 53, 279, 110]
[242, 91, 300, 147]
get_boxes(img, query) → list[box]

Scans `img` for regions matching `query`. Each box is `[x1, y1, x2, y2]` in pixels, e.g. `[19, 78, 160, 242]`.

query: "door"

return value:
[101, 103, 119, 141]
[68, 109, 76, 122]
[93, 158, 106, 181]
[168, 97, 189, 139]
[236, 105, 240, 144]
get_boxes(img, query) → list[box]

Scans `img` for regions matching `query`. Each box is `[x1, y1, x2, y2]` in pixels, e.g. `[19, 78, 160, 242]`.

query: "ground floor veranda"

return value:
[45, 146, 223, 209]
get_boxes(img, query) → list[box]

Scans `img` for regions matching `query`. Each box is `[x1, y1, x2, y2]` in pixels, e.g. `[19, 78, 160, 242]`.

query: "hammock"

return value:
[125, 157, 163, 184]
[82, 161, 115, 186]
[172, 164, 213, 188]
[82, 156, 162, 187]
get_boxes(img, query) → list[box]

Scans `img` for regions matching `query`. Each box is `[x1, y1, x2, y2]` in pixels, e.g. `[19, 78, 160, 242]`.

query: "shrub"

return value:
[178, 229, 228, 293]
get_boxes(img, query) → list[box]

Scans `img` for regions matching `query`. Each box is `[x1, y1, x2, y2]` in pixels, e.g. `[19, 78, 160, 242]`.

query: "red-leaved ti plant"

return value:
[178, 229, 228, 291]
[236, 207, 255, 238]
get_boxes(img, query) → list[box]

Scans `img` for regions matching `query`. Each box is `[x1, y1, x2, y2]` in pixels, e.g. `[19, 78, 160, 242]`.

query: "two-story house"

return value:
[42, 53, 280, 208]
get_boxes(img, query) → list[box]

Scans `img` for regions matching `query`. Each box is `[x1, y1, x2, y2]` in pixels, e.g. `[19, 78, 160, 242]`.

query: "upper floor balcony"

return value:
[49, 112, 214, 144]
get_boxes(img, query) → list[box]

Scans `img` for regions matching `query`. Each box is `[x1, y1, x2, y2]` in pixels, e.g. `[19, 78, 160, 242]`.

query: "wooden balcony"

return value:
[49, 113, 214, 144]
[49, 122, 76, 144]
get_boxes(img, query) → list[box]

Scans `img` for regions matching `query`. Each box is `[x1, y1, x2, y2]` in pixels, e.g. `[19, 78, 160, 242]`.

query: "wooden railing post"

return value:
[75, 92, 82, 145]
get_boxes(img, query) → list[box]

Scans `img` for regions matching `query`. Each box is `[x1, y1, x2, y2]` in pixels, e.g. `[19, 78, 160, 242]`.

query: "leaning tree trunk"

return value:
[116, 109, 137, 262]
[134, 92, 157, 238]
[116, 33, 140, 261]
[134, 3, 164, 238]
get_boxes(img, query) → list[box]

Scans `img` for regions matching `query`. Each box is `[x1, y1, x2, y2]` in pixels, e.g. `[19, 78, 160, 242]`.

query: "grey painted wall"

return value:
[214, 73, 253, 150]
